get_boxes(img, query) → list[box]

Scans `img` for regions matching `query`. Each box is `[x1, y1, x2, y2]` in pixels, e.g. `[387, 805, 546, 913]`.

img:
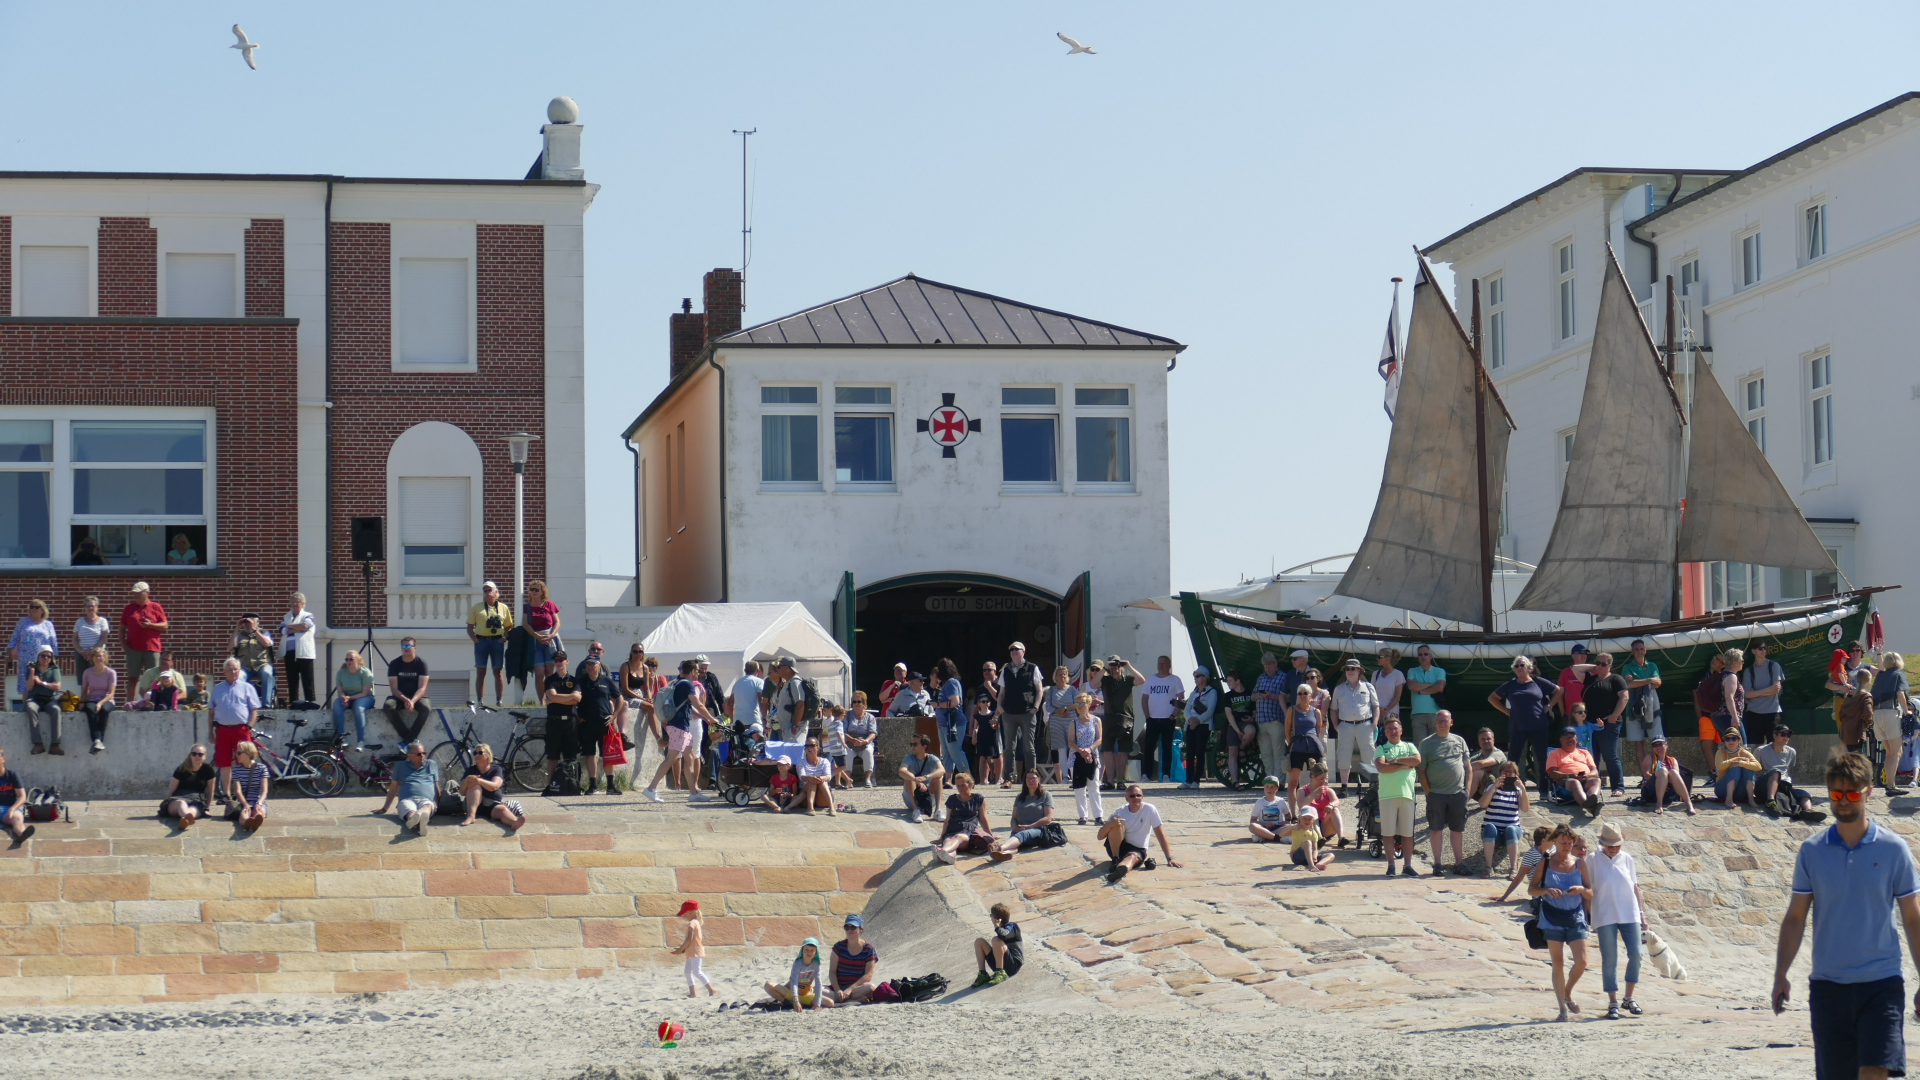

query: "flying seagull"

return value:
[1057, 32, 1095, 55]
[231, 24, 259, 70]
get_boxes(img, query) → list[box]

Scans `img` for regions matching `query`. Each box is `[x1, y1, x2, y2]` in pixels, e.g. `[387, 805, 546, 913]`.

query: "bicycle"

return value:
[426, 707, 547, 793]
[249, 715, 344, 799]
[303, 736, 404, 798]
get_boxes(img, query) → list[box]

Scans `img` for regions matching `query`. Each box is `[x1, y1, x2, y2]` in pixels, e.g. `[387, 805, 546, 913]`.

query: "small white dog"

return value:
[1644, 928, 1688, 981]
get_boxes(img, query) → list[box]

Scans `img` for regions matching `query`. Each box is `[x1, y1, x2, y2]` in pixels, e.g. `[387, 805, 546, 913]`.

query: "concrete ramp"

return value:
[856, 847, 1092, 1010]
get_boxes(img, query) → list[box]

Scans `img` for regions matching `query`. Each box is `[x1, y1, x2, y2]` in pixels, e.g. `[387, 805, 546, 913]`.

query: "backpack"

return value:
[24, 787, 64, 823]
[798, 678, 822, 725]
[1840, 691, 1875, 746]
[1694, 672, 1725, 717]
[887, 973, 949, 1003]
[543, 760, 581, 797]
[869, 980, 902, 1004]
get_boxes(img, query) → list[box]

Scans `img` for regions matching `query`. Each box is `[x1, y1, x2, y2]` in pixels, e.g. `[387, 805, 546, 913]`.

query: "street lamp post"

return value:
[501, 433, 540, 675]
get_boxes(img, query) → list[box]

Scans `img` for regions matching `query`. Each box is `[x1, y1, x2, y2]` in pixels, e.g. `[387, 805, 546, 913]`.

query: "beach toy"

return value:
[658, 1020, 684, 1047]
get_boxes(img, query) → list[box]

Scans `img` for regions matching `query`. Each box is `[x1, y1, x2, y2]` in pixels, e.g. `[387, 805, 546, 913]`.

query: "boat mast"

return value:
[1665, 274, 1682, 621]
[1471, 278, 1496, 632]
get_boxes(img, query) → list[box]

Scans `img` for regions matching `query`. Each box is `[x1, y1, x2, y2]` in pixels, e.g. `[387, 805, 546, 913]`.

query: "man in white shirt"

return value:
[1140, 656, 1186, 784]
[729, 661, 766, 730]
[1097, 785, 1183, 883]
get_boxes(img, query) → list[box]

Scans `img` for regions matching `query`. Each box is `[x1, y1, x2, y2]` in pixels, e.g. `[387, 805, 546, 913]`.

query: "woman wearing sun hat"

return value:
[1587, 820, 1647, 1020]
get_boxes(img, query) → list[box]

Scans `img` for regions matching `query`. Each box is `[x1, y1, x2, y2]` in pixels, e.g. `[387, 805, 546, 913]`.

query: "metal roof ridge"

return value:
[1423, 166, 1733, 259]
[1630, 91, 1920, 234]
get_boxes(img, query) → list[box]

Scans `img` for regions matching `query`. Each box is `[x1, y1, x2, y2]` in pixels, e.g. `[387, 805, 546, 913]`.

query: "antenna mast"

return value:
[731, 128, 756, 276]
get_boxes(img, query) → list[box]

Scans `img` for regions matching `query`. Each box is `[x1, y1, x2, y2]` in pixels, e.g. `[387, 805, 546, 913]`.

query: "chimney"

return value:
[667, 269, 746, 382]
[669, 301, 706, 381]
[539, 96, 584, 180]
[702, 268, 743, 338]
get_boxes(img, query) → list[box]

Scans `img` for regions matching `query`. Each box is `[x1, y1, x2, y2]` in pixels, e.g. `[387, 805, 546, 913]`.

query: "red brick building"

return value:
[0, 104, 595, 696]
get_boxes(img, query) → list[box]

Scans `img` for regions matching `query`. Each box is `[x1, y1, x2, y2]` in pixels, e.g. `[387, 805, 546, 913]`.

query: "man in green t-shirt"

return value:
[1619, 639, 1664, 777]
[1375, 718, 1422, 877]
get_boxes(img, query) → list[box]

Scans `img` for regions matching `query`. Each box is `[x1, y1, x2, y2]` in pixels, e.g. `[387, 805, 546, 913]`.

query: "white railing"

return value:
[387, 587, 476, 627]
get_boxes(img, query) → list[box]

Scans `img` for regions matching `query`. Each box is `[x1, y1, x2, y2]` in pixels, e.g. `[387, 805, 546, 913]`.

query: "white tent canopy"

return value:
[642, 603, 852, 706]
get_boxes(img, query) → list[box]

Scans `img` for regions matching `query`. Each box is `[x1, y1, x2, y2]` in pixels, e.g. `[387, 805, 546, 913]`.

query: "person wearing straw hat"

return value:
[1588, 820, 1647, 1020]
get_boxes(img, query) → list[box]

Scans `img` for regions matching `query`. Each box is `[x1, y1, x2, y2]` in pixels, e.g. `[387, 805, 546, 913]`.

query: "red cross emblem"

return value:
[917, 394, 981, 458]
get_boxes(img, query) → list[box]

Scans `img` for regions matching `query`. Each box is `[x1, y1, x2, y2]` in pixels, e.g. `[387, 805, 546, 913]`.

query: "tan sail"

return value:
[1513, 250, 1685, 620]
[1677, 355, 1837, 572]
[1336, 264, 1512, 627]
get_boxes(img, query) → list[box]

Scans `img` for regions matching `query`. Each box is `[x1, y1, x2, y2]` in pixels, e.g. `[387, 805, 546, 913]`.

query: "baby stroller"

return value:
[1352, 777, 1384, 858]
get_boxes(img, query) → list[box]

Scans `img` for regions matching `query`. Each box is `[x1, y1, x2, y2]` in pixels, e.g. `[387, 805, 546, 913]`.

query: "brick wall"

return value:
[0, 321, 299, 674]
[97, 218, 157, 317]
[326, 222, 547, 629]
[243, 219, 284, 318]
[0, 216, 10, 316]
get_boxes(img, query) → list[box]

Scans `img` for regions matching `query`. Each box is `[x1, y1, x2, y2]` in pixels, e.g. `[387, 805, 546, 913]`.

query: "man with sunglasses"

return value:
[1775, 751, 1920, 1080]
[1754, 725, 1822, 823]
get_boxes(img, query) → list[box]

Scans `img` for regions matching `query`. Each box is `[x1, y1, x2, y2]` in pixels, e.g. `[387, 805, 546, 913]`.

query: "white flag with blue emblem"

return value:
[1378, 284, 1402, 420]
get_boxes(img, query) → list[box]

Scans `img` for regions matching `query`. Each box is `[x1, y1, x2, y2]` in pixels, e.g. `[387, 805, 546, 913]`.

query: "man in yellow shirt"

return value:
[466, 581, 515, 707]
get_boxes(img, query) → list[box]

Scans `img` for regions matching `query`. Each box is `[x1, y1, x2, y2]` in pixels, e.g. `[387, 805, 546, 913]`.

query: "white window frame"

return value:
[831, 384, 896, 493]
[1558, 426, 1576, 491]
[0, 407, 217, 569]
[1803, 201, 1828, 263]
[1808, 352, 1835, 468]
[1485, 274, 1506, 369]
[1741, 373, 1767, 453]
[389, 221, 478, 373]
[1554, 240, 1576, 342]
[395, 476, 471, 584]
[759, 383, 823, 492]
[1739, 229, 1763, 289]
[9, 215, 98, 317]
[155, 217, 248, 319]
[999, 384, 1061, 494]
[384, 422, 486, 625]
[1707, 560, 1763, 610]
[1072, 385, 1135, 493]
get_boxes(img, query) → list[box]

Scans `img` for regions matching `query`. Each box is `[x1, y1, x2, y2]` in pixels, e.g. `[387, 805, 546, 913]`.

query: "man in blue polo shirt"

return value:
[1775, 750, 1920, 1079]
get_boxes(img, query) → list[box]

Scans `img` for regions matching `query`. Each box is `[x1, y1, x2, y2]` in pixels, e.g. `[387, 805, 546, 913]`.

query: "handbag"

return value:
[601, 728, 628, 767]
[1522, 916, 1547, 950]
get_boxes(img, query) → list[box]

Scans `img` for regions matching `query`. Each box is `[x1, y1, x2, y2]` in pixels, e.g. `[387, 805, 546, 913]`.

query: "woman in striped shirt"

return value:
[228, 741, 270, 832]
[1476, 760, 1531, 877]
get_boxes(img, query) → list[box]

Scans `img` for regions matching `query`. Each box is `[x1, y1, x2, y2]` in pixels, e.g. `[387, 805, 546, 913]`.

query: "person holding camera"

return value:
[1476, 760, 1531, 876]
[466, 581, 515, 707]
[230, 615, 276, 708]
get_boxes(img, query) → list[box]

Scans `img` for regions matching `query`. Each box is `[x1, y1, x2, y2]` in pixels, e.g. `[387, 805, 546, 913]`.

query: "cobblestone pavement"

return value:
[886, 775, 1858, 1062]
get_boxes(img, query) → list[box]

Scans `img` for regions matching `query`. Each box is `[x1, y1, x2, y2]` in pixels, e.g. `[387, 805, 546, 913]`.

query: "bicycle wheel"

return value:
[294, 750, 347, 798]
[428, 740, 470, 783]
[506, 738, 547, 792]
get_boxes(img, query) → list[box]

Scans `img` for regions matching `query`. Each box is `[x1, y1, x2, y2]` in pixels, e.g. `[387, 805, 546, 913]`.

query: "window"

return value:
[164, 253, 236, 318]
[1558, 426, 1576, 488]
[395, 257, 470, 366]
[1805, 203, 1827, 261]
[398, 476, 469, 581]
[1740, 231, 1763, 288]
[1074, 387, 1132, 485]
[833, 386, 893, 485]
[1001, 386, 1058, 485]
[1485, 275, 1506, 368]
[1554, 241, 1576, 341]
[0, 420, 52, 562]
[1781, 549, 1843, 599]
[0, 413, 213, 567]
[760, 385, 819, 485]
[1809, 354, 1834, 465]
[19, 246, 88, 316]
[1679, 258, 1702, 296]
[1708, 561, 1763, 610]
[1742, 375, 1767, 452]
[1813, 547, 1842, 596]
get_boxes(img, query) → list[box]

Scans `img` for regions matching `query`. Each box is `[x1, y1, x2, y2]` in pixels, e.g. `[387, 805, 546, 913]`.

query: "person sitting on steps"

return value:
[1098, 785, 1182, 884]
[971, 903, 1023, 987]
[898, 734, 946, 824]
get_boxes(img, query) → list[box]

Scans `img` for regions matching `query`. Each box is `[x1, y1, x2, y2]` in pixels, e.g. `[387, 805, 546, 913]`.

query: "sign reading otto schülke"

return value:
[925, 595, 1052, 613]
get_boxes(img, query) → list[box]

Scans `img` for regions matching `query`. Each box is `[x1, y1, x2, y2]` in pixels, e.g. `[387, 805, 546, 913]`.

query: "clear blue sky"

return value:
[6, 2, 1917, 590]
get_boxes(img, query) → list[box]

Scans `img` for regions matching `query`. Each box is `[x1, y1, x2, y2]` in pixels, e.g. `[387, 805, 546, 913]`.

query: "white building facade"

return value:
[1425, 93, 1920, 646]
[623, 275, 1181, 700]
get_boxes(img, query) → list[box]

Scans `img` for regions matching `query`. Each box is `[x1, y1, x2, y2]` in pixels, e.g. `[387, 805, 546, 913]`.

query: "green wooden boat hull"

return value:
[1182, 592, 1874, 739]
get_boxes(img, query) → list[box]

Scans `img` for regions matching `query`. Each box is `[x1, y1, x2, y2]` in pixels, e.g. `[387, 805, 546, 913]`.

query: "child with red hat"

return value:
[670, 900, 715, 997]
